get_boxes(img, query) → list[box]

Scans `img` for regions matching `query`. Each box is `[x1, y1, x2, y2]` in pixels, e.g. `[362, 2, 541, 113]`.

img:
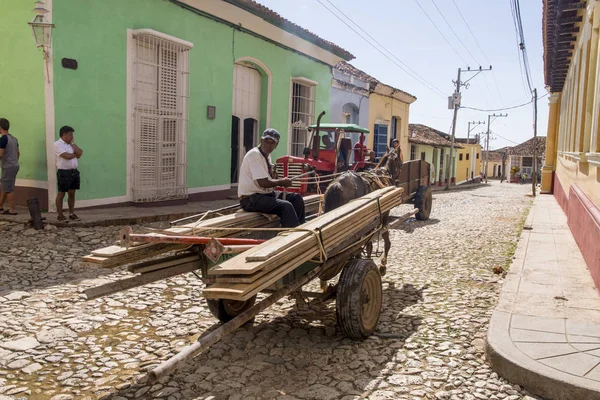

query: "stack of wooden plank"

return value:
[202, 186, 403, 301]
[81, 195, 323, 269]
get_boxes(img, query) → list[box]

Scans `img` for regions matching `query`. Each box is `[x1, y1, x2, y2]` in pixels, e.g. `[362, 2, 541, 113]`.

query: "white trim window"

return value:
[131, 30, 192, 202]
[290, 78, 317, 156]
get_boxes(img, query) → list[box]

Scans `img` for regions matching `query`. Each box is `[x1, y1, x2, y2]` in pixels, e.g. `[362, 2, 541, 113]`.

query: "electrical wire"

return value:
[413, 0, 470, 66]
[509, 0, 530, 96]
[451, 0, 506, 106]
[315, 0, 447, 98]
[461, 93, 547, 112]
[320, 0, 446, 98]
[430, 0, 479, 65]
[510, 0, 534, 94]
[491, 131, 520, 145]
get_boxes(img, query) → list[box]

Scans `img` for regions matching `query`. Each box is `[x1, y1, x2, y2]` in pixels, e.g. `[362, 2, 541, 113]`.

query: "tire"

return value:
[414, 185, 432, 221]
[336, 258, 382, 339]
[206, 295, 257, 323]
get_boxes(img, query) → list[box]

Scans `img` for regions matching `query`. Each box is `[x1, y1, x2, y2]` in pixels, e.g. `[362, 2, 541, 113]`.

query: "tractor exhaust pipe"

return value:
[309, 111, 326, 160]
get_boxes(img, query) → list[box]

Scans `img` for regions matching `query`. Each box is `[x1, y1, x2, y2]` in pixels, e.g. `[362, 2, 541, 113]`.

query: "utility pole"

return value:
[532, 88, 538, 197]
[467, 121, 484, 144]
[484, 113, 508, 183]
[446, 66, 492, 190]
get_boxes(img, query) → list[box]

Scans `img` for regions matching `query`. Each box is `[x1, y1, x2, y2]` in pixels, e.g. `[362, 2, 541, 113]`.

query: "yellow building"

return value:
[334, 63, 416, 160]
[542, 0, 600, 288]
[455, 139, 482, 183]
[481, 151, 504, 180]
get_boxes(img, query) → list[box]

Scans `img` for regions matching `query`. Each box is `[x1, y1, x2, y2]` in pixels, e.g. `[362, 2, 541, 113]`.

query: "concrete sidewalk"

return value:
[487, 194, 600, 400]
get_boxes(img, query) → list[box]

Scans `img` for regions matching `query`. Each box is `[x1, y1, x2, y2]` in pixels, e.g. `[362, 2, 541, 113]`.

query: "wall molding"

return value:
[75, 195, 131, 208]
[16, 179, 48, 189]
[188, 184, 231, 194]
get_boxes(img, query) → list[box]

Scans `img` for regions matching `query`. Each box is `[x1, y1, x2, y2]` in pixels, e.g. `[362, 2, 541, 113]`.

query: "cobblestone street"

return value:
[0, 182, 539, 400]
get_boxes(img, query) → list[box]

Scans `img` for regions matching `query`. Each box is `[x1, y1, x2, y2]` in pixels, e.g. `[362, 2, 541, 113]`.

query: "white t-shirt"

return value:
[54, 138, 78, 170]
[238, 147, 274, 197]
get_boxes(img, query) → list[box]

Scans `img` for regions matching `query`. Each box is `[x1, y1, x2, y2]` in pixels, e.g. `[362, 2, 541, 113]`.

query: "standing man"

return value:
[54, 125, 83, 221]
[0, 118, 20, 215]
[238, 128, 305, 228]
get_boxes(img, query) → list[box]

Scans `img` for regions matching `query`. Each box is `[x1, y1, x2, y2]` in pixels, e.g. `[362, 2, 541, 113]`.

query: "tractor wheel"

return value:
[414, 185, 432, 221]
[206, 296, 257, 323]
[336, 258, 382, 339]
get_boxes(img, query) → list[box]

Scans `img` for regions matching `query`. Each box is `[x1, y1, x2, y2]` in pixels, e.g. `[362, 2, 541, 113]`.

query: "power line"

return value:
[320, 0, 446, 98]
[451, 0, 506, 106]
[460, 93, 547, 112]
[315, 0, 447, 98]
[413, 0, 470, 66]
[491, 131, 520, 145]
[430, 0, 480, 65]
[509, 0, 530, 96]
[510, 0, 534, 94]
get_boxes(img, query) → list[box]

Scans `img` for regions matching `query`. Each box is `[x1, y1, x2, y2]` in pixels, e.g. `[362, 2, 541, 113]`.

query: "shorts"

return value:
[1, 165, 19, 193]
[57, 169, 80, 192]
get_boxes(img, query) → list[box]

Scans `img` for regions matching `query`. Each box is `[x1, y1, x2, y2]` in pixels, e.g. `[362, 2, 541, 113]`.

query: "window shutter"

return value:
[132, 32, 190, 202]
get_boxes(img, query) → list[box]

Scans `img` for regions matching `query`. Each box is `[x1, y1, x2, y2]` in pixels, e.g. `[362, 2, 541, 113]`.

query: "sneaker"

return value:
[69, 213, 80, 221]
[57, 215, 68, 222]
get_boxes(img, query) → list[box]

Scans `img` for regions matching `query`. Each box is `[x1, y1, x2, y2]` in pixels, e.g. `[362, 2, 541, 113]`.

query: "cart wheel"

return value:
[206, 296, 257, 323]
[414, 185, 432, 221]
[336, 258, 382, 339]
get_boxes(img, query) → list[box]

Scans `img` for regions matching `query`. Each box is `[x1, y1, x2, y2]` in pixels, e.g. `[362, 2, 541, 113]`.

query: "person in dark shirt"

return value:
[0, 118, 20, 215]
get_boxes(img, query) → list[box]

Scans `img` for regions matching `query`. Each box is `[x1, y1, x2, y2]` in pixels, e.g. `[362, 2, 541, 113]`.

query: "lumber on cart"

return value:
[80, 195, 323, 269]
[202, 186, 403, 301]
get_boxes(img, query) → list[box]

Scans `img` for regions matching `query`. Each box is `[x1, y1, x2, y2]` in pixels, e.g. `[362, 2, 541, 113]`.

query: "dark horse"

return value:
[323, 146, 404, 275]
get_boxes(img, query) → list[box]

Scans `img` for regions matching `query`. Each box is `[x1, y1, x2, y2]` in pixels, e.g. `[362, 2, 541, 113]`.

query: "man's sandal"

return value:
[69, 214, 80, 221]
[57, 215, 68, 222]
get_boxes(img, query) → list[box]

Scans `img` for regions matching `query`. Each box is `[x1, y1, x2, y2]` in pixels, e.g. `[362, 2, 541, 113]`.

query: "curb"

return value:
[487, 311, 600, 400]
[0, 210, 213, 228]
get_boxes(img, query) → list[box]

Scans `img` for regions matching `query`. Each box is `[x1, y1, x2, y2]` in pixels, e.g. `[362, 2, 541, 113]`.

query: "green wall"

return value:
[0, 2, 47, 181]
[52, 0, 332, 200]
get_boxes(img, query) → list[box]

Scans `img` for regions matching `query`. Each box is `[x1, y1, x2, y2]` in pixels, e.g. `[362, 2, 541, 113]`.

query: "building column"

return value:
[541, 92, 561, 193]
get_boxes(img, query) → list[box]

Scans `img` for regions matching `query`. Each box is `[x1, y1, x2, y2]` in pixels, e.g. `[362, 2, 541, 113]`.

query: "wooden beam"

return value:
[84, 261, 201, 300]
[559, 16, 583, 24]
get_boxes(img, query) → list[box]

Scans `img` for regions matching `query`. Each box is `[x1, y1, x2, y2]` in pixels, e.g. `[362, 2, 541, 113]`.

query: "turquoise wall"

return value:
[0, 2, 47, 181]
[52, 0, 332, 200]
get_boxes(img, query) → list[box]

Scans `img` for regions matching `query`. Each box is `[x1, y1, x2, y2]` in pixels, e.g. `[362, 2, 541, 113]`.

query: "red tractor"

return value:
[275, 112, 374, 195]
[275, 112, 433, 221]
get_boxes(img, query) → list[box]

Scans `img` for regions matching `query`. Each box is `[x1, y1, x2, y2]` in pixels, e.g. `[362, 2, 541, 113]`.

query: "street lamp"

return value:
[28, 1, 54, 57]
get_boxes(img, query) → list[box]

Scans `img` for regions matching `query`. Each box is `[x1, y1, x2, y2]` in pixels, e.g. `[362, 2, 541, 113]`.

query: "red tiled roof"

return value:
[506, 136, 546, 156]
[481, 151, 504, 162]
[225, 0, 354, 61]
[335, 61, 417, 100]
[408, 124, 462, 148]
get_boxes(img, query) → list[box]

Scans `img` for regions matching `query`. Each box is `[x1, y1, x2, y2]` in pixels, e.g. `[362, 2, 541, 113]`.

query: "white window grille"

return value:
[290, 80, 316, 156]
[131, 30, 191, 202]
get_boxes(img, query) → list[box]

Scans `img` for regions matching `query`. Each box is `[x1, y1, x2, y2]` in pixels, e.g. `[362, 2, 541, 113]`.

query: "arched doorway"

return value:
[231, 62, 262, 184]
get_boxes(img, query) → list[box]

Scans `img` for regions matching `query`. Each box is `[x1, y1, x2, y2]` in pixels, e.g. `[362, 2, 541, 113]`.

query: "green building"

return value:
[0, 0, 353, 209]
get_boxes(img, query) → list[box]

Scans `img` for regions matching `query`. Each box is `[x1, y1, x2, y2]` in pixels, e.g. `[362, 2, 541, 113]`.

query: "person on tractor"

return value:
[353, 135, 368, 162]
[322, 134, 335, 150]
[238, 128, 306, 228]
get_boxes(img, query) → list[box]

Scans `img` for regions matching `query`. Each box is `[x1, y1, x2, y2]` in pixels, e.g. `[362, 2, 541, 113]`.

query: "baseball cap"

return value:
[261, 128, 280, 143]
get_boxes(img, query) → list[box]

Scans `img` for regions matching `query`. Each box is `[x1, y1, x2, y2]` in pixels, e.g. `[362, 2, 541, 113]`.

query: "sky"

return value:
[256, 0, 548, 151]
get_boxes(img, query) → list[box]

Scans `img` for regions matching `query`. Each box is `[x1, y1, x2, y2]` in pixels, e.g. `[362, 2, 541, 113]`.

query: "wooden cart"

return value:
[83, 187, 414, 381]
